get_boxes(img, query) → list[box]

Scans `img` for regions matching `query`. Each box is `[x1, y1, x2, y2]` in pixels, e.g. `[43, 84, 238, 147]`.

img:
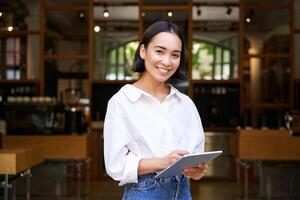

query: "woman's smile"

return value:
[156, 66, 170, 74]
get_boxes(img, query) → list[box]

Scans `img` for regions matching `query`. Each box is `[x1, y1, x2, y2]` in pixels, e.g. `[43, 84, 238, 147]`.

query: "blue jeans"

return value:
[122, 173, 191, 200]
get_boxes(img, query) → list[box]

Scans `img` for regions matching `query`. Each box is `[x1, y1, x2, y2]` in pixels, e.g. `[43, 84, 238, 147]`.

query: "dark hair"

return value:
[133, 21, 186, 80]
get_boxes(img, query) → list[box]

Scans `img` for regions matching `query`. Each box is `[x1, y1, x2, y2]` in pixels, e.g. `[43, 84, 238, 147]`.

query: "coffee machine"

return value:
[63, 88, 86, 134]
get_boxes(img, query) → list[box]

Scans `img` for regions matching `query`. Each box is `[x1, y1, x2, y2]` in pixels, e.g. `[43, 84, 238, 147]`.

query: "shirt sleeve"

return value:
[103, 98, 142, 186]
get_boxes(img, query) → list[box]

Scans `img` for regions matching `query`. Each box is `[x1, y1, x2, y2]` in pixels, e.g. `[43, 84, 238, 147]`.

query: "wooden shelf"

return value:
[45, 4, 89, 11]
[244, 3, 289, 9]
[191, 79, 240, 84]
[0, 30, 40, 37]
[204, 127, 237, 132]
[0, 80, 39, 84]
[244, 103, 290, 109]
[57, 72, 88, 79]
[64, 103, 90, 108]
[243, 54, 291, 59]
[44, 54, 89, 60]
[92, 80, 135, 84]
[142, 5, 189, 11]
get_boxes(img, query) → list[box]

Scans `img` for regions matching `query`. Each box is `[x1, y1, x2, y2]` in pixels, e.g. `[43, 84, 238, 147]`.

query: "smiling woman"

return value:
[103, 21, 207, 200]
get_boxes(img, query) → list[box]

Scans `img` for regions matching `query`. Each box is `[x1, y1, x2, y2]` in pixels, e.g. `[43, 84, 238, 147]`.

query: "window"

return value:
[192, 40, 234, 80]
[105, 40, 139, 80]
[0, 37, 21, 79]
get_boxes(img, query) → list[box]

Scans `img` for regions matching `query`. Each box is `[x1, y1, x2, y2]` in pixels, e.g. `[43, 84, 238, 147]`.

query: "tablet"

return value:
[154, 150, 223, 179]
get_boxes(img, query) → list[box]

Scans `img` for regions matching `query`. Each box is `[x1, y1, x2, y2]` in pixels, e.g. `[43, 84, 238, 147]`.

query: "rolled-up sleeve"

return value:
[104, 99, 142, 186]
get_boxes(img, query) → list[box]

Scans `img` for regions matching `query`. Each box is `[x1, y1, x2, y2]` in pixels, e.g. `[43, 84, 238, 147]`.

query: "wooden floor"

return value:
[2, 160, 300, 199]
[88, 179, 241, 200]
[0, 178, 242, 200]
[2, 178, 299, 200]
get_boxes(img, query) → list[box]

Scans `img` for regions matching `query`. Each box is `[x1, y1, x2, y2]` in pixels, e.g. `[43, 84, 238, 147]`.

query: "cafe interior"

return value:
[0, 0, 300, 199]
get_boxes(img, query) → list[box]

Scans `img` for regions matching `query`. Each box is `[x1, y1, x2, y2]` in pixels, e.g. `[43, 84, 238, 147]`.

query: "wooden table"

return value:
[232, 129, 300, 199]
[0, 144, 44, 200]
[3, 133, 91, 199]
[3, 134, 91, 160]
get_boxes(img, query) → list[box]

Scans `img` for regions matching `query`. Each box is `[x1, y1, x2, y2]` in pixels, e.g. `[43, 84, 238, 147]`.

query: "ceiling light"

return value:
[226, 7, 232, 17]
[103, 5, 109, 18]
[197, 7, 201, 16]
[167, 11, 173, 17]
[245, 10, 254, 23]
[94, 25, 100, 32]
[78, 12, 85, 19]
[7, 26, 13, 31]
[0, 12, 3, 17]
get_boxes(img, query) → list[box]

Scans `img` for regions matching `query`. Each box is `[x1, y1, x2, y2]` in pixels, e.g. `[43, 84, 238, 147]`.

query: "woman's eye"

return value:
[172, 54, 180, 59]
[155, 50, 163, 54]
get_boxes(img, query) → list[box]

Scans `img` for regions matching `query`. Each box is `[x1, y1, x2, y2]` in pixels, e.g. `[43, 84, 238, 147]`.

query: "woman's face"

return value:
[139, 32, 182, 83]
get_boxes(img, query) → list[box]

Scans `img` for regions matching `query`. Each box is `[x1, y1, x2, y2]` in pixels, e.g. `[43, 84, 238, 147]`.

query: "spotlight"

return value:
[103, 5, 109, 18]
[226, 6, 232, 17]
[197, 6, 201, 16]
[167, 11, 173, 17]
[94, 25, 100, 32]
[7, 26, 13, 31]
[78, 12, 85, 19]
[245, 10, 254, 23]
[0, 12, 3, 17]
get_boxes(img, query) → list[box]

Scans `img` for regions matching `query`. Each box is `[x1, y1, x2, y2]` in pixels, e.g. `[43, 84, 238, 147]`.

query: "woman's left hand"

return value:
[182, 163, 208, 180]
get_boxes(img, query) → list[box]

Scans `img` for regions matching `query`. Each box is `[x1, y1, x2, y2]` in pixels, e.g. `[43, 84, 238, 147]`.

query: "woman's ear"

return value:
[139, 44, 145, 60]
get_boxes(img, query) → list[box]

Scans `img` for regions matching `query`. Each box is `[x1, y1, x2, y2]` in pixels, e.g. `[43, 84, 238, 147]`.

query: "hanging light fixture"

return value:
[245, 10, 254, 23]
[94, 25, 100, 32]
[103, 5, 109, 18]
[167, 10, 173, 17]
[226, 6, 232, 17]
[6, 13, 15, 31]
[197, 6, 201, 16]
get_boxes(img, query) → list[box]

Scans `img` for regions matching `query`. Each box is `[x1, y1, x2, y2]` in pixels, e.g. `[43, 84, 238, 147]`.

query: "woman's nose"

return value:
[161, 55, 171, 66]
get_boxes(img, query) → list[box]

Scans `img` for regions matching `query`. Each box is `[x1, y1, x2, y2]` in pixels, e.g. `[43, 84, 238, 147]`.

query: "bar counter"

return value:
[232, 129, 300, 160]
[232, 129, 300, 199]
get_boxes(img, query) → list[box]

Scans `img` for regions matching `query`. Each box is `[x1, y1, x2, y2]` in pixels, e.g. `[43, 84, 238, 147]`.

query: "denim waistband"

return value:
[138, 173, 186, 183]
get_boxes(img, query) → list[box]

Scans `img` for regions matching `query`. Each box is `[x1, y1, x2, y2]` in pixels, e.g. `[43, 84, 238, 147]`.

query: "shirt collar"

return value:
[168, 84, 183, 101]
[123, 84, 183, 103]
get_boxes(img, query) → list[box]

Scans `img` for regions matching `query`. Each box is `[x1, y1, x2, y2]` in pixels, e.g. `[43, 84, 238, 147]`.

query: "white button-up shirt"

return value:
[104, 84, 205, 186]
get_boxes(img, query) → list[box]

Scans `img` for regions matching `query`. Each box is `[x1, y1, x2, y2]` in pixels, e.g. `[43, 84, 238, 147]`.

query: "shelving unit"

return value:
[295, 0, 300, 111]
[1, 0, 298, 129]
[0, 1, 41, 99]
[296, 79, 300, 111]
[39, 0, 93, 111]
[0, 30, 39, 37]
[239, 0, 294, 129]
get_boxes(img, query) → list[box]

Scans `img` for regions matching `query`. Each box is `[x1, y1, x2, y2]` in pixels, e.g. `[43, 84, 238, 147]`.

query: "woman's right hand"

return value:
[138, 150, 189, 175]
[159, 150, 189, 170]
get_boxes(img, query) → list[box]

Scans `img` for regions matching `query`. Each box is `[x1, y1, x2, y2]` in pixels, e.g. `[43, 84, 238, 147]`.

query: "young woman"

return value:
[104, 21, 207, 200]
